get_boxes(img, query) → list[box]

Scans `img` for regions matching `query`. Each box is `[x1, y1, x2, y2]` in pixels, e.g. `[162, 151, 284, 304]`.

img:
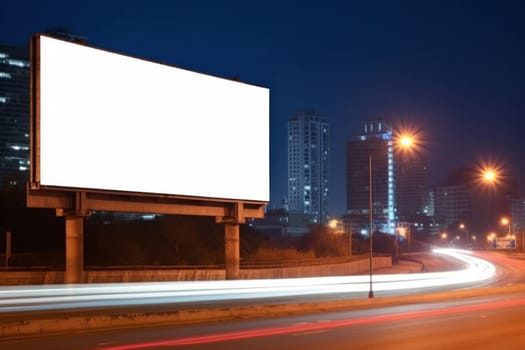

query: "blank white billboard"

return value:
[36, 35, 269, 202]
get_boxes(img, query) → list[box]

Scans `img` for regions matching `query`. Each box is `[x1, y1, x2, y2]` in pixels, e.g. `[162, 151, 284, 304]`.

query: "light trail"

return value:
[98, 297, 525, 349]
[0, 249, 495, 313]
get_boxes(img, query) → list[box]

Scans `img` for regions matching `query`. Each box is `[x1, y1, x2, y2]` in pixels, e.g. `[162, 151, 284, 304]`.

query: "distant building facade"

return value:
[395, 151, 429, 220]
[511, 198, 525, 235]
[432, 167, 525, 236]
[0, 30, 86, 191]
[287, 111, 329, 224]
[0, 44, 30, 189]
[346, 120, 395, 234]
[434, 184, 471, 229]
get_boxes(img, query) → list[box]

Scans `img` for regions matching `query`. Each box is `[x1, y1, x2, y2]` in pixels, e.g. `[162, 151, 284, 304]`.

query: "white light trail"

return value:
[0, 249, 495, 313]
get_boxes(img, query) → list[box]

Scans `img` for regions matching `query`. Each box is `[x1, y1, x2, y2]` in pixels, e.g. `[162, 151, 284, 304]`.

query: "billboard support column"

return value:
[59, 192, 89, 284]
[224, 223, 240, 280]
[64, 215, 84, 284]
[218, 202, 245, 280]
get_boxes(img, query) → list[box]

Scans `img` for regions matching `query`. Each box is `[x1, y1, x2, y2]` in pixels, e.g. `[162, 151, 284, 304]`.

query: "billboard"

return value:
[32, 35, 269, 202]
[491, 238, 516, 249]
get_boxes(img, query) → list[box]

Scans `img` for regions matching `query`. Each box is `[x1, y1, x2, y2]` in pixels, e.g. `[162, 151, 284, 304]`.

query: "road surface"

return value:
[1, 249, 525, 349]
[3, 292, 525, 349]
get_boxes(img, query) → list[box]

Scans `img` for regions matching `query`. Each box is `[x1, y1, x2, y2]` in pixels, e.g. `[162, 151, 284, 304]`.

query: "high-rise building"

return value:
[287, 112, 329, 224]
[434, 183, 471, 229]
[395, 151, 429, 220]
[0, 44, 30, 189]
[511, 197, 525, 236]
[346, 120, 395, 234]
[0, 31, 86, 190]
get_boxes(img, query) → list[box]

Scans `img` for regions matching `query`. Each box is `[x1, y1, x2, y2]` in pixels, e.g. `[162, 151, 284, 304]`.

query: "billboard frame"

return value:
[27, 34, 267, 283]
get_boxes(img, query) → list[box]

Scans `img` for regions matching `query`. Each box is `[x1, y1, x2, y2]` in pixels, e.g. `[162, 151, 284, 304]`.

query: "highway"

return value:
[3, 287, 525, 349]
[0, 249, 496, 315]
[1, 249, 525, 349]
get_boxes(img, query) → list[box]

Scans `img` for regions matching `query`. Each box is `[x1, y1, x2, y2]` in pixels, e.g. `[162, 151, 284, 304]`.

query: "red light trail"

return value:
[99, 297, 525, 349]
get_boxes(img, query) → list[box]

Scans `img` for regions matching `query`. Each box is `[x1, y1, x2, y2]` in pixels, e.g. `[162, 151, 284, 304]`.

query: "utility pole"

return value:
[5, 231, 11, 268]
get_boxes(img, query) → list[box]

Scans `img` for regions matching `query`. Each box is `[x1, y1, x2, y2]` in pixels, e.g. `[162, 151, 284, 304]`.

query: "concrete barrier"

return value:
[0, 256, 392, 285]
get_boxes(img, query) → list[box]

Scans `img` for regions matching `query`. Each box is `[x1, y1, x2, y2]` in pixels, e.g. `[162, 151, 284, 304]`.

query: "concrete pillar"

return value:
[65, 216, 84, 284]
[224, 223, 240, 280]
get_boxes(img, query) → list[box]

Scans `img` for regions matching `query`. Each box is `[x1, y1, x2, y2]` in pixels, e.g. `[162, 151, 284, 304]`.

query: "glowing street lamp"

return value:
[477, 164, 501, 188]
[483, 170, 496, 182]
[328, 218, 351, 256]
[501, 217, 511, 235]
[328, 219, 339, 230]
[440, 232, 448, 247]
[368, 131, 417, 299]
[459, 223, 469, 245]
[399, 136, 413, 148]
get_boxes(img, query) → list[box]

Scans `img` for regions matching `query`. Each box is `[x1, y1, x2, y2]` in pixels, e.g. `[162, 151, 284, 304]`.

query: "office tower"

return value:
[0, 30, 87, 190]
[0, 44, 30, 188]
[287, 112, 329, 224]
[395, 151, 429, 220]
[434, 183, 471, 229]
[346, 120, 395, 234]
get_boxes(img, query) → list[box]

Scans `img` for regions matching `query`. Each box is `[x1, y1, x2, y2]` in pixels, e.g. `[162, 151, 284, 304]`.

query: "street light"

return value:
[478, 166, 501, 189]
[459, 223, 469, 247]
[368, 153, 374, 299]
[368, 132, 416, 299]
[441, 232, 448, 246]
[501, 217, 510, 235]
[399, 135, 413, 148]
[483, 169, 496, 182]
[487, 232, 497, 248]
[328, 218, 351, 256]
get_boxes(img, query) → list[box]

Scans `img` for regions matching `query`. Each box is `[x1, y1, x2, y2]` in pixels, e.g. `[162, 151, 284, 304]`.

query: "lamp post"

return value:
[459, 223, 469, 247]
[367, 133, 416, 299]
[328, 218, 351, 256]
[501, 217, 510, 236]
[368, 153, 374, 299]
[441, 232, 448, 246]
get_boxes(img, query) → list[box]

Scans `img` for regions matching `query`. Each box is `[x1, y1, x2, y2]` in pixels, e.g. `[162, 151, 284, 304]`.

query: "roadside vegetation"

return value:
[1, 183, 409, 268]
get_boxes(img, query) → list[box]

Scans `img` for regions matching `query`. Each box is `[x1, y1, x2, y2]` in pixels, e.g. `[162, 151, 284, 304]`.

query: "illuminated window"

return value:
[7, 59, 29, 67]
[0, 52, 7, 58]
[0, 72, 11, 79]
[0, 97, 7, 103]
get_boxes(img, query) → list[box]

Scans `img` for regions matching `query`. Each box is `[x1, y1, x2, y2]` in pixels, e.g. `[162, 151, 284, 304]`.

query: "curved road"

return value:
[0, 249, 500, 316]
[1, 249, 525, 349]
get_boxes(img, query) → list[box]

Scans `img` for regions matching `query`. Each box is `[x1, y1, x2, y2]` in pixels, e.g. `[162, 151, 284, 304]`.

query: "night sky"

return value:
[1, 0, 524, 215]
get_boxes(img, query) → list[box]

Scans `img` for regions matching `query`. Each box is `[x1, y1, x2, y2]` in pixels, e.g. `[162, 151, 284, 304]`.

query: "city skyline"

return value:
[1, 0, 524, 215]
